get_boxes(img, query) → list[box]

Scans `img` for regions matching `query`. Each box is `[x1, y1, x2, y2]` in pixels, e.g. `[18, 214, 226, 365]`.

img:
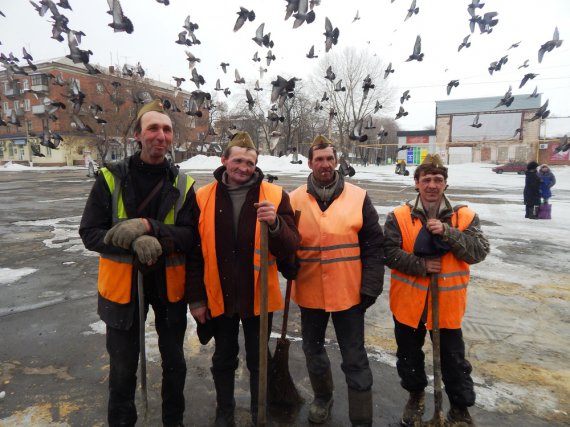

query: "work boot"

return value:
[400, 391, 425, 427]
[348, 388, 373, 427]
[446, 405, 475, 427]
[308, 369, 334, 424]
[212, 369, 236, 427]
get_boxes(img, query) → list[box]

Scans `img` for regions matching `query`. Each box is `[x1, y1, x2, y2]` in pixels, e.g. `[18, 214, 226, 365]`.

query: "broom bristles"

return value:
[268, 338, 304, 405]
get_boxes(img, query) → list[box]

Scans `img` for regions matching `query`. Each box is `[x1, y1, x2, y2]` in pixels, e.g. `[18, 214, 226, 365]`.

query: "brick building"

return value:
[0, 57, 209, 166]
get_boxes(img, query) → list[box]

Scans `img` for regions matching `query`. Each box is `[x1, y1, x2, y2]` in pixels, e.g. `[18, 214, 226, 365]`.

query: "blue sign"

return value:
[406, 148, 414, 164]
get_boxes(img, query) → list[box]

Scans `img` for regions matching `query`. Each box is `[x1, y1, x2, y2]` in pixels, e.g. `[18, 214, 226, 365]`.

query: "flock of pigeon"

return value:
[0, 0, 567, 153]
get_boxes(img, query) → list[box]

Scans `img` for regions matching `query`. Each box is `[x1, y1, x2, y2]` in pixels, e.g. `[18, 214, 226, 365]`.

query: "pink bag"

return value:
[537, 203, 551, 220]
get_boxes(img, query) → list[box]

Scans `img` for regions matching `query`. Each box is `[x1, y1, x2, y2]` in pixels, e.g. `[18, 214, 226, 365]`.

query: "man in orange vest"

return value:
[288, 135, 384, 427]
[187, 131, 299, 426]
[80, 99, 200, 427]
[383, 155, 489, 427]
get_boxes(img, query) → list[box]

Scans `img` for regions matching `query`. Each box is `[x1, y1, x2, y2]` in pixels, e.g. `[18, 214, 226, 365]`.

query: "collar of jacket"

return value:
[408, 194, 464, 222]
[306, 170, 345, 202]
[105, 152, 178, 182]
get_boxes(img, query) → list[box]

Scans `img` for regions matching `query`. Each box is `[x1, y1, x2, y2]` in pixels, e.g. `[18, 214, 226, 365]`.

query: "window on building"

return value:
[26, 121, 33, 133]
[96, 83, 105, 94]
[2, 82, 8, 92]
[2, 101, 8, 111]
[24, 99, 31, 111]
[13, 100, 20, 111]
[31, 74, 49, 86]
[22, 79, 30, 91]
[19, 147, 25, 161]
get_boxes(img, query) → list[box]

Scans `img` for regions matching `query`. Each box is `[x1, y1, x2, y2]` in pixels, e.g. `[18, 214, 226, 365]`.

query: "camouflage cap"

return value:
[135, 99, 166, 122]
[227, 131, 256, 150]
[421, 153, 444, 167]
[311, 134, 333, 147]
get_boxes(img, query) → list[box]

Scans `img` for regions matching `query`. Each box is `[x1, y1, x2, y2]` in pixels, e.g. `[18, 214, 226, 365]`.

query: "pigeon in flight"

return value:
[374, 100, 382, 113]
[292, 0, 316, 28]
[252, 23, 274, 48]
[362, 75, 375, 99]
[528, 100, 550, 121]
[447, 80, 459, 95]
[364, 116, 376, 130]
[353, 10, 360, 23]
[306, 45, 318, 59]
[469, 113, 482, 128]
[324, 65, 336, 82]
[395, 106, 408, 120]
[266, 50, 276, 66]
[384, 62, 395, 79]
[554, 135, 569, 153]
[458, 35, 471, 52]
[183, 15, 199, 32]
[508, 41, 521, 50]
[321, 92, 329, 102]
[518, 59, 529, 69]
[185, 51, 201, 69]
[234, 69, 245, 84]
[324, 17, 339, 52]
[314, 101, 323, 111]
[214, 79, 223, 91]
[271, 75, 298, 105]
[156, 0, 170, 5]
[400, 90, 411, 104]
[175, 31, 192, 46]
[252, 51, 261, 62]
[223, 88, 231, 97]
[234, 7, 255, 32]
[172, 76, 185, 87]
[528, 86, 539, 98]
[220, 62, 229, 73]
[245, 89, 255, 111]
[519, 73, 538, 89]
[406, 35, 424, 61]
[349, 119, 367, 142]
[190, 68, 205, 88]
[512, 128, 522, 138]
[107, 0, 134, 34]
[334, 80, 346, 92]
[186, 99, 202, 117]
[404, 0, 419, 21]
[495, 85, 514, 108]
[467, 0, 485, 11]
[538, 27, 563, 63]
[254, 80, 263, 91]
[259, 67, 267, 79]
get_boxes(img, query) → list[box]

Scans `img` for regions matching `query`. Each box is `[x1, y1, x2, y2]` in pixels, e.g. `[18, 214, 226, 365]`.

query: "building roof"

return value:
[396, 130, 436, 137]
[436, 94, 543, 115]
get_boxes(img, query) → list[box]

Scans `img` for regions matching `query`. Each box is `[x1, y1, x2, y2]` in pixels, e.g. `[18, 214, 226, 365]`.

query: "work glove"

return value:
[277, 257, 300, 281]
[132, 235, 162, 265]
[104, 218, 148, 249]
[359, 294, 377, 311]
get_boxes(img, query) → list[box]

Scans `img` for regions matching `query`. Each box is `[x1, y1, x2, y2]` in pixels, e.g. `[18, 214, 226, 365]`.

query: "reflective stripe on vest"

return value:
[196, 180, 284, 318]
[289, 182, 366, 312]
[389, 205, 475, 329]
[98, 167, 194, 304]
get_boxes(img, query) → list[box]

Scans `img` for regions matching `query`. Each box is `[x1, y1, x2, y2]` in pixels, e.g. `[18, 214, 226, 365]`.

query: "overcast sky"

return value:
[1, 0, 569, 133]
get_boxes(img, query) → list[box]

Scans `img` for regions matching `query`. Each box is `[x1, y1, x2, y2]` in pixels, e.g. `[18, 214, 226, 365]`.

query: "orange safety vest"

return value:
[290, 182, 366, 312]
[389, 205, 475, 330]
[195, 180, 284, 318]
[97, 167, 194, 305]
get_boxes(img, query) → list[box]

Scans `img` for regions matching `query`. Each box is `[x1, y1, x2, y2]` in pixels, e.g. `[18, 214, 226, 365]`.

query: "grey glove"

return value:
[104, 218, 148, 249]
[132, 235, 162, 265]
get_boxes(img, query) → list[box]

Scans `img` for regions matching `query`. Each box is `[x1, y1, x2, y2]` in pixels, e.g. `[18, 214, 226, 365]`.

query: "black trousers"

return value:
[300, 304, 373, 392]
[106, 286, 187, 427]
[211, 313, 273, 412]
[394, 317, 475, 408]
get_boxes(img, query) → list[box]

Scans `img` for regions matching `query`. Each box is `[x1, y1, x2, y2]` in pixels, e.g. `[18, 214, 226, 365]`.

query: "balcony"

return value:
[31, 83, 49, 93]
[4, 87, 21, 98]
[32, 105, 46, 115]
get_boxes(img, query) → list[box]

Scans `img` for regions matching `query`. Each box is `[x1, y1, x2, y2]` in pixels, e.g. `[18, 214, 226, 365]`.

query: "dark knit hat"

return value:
[527, 161, 539, 170]
[227, 131, 256, 150]
[135, 99, 166, 122]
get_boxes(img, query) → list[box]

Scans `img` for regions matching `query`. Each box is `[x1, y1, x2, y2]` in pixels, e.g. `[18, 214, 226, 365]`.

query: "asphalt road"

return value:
[0, 168, 564, 427]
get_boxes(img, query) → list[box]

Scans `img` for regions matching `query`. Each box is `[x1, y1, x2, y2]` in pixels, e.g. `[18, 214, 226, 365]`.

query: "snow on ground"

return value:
[0, 268, 37, 286]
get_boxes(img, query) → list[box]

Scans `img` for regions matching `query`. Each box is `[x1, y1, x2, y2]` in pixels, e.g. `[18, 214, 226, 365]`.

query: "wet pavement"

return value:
[0, 168, 567, 426]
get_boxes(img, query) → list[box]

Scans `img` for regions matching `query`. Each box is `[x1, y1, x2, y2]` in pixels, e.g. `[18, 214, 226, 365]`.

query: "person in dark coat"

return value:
[523, 161, 541, 219]
[80, 100, 200, 427]
[538, 164, 556, 204]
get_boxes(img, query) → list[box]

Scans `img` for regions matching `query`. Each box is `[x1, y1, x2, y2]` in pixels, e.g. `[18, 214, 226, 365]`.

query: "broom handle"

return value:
[258, 221, 269, 427]
[280, 210, 301, 340]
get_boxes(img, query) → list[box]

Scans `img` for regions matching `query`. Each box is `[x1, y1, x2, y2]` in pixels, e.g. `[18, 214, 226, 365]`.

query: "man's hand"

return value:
[359, 294, 377, 311]
[425, 218, 444, 236]
[132, 235, 162, 265]
[425, 257, 441, 274]
[190, 306, 208, 324]
[104, 218, 150, 249]
[254, 200, 277, 227]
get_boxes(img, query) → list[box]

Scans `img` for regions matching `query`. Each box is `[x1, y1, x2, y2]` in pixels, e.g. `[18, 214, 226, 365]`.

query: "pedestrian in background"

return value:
[538, 164, 556, 205]
[80, 99, 199, 427]
[187, 131, 299, 426]
[289, 135, 384, 427]
[523, 161, 541, 219]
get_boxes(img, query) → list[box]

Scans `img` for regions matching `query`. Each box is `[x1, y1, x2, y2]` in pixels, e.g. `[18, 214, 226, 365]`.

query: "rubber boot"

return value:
[400, 391, 425, 427]
[446, 405, 475, 427]
[308, 369, 334, 424]
[212, 369, 236, 427]
[348, 388, 373, 427]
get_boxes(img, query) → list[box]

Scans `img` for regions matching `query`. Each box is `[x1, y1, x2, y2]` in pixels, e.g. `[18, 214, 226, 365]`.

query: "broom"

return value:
[268, 210, 303, 406]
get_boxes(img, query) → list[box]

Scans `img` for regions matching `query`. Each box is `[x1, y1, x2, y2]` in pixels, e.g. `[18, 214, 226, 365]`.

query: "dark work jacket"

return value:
[523, 169, 541, 205]
[306, 172, 385, 298]
[79, 155, 200, 330]
[187, 166, 300, 318]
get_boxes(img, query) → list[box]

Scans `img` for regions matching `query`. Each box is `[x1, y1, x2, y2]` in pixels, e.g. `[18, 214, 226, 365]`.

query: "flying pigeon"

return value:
[172, 76, 185, 87]
[254, 80, 263, 91]
[395, 106, 408, 120]
[364, 116, 376, 130]
[458, 35, 471, 52]
[183, 15, 199, 32]
[189, 68, 205, 88]
[406, 35, 424, 61]
[384, 62, 395, 79]
[495, 85, 514, 108]
[271, 75, 298, 104]
[470, 113, 482, 128]
[447, 80, 460, 95]
[508, 41, 521, 50]
[349, 119, 367, 142]
[467, 0, 485, 11]
[252, 23, 274, 48]
[214, 79, 223, 91]
[362, 75, 375, 98]
[259, 67, 267, 79]
[107, 0, 134, 34]
[353, 10, 360, 23]
[400, 90, 411, 104]
[538, 27, 563, 63]
[513, 128, 522, 138]
[234, 69, 245, 84]
[314, 100, 323, 111]
[266, 50, 276, 66]
[306, 45, 318, 59]
[234, 7, 255, 32]
[223, 88, 231, 97]
[175, 31, 192, 46]
[220, 62, 229, 73]
[186, 99, 202, 117]
[245, 89, 255, 110]
[292, 0, 315, 28]
[321, 92, 329, 102]
[185, 51, 200, 69]
[374, 100, 382, 113]
[404, 0, 419, 21]
[324, 17, 339, 52]
[528, 100, 550, 121]
[477, 12, 499, 34]
[334, 80, 346, 92]
[284, 0, 298, 20]
[518, 59, 529, 69]
[528, 86, 539, 98]
[324, 65, 336, 81]
[553, 135, 569, 153]
[519, 73, 538, 89]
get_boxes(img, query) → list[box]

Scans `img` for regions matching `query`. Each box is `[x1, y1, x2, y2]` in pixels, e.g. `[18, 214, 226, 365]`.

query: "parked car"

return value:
[492, 161, 527, 174]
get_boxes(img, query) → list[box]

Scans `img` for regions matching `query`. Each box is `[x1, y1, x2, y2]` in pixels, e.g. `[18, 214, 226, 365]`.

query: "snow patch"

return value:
[0, 267, 37, 286]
